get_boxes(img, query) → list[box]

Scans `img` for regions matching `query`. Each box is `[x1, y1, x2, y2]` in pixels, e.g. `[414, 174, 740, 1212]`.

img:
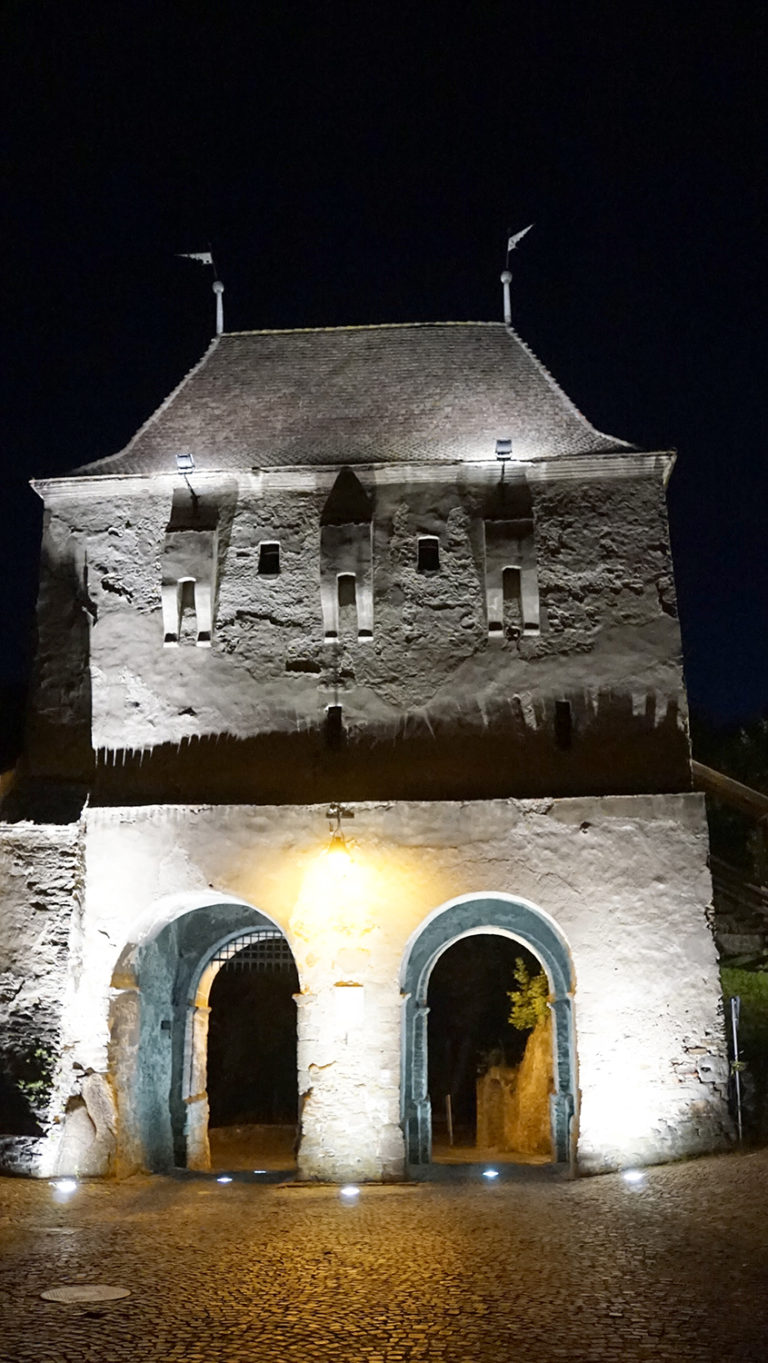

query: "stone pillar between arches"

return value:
[184, 1003, 212, 1171]
[295, 982, 405, 1182]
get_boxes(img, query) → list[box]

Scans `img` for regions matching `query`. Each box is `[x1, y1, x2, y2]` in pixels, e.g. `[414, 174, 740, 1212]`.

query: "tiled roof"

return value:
[71, 322, 633, 476]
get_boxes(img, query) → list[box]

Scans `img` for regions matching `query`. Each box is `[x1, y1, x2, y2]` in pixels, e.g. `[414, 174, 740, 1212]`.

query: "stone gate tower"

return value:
[0, 315, 732, 1178]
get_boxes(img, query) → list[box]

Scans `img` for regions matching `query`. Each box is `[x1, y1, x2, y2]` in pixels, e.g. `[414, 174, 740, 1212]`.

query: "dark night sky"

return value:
[1, 2, 766, 722]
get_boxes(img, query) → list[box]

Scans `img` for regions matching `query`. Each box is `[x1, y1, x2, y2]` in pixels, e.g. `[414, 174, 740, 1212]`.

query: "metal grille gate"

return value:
[211, 930, 296, 975]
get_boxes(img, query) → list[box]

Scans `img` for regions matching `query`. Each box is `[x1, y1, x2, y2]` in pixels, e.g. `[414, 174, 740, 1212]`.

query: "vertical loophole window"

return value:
[178, 578, 197, 644]
[554, 700, 573, 750]
[417, 536, 440, 573]
[336, 573, 358, 640]
[337, 573, 356, 609]
[502, 566, 522, 633]
[325, 703, 344, 750]
[258, 542, 280, 576]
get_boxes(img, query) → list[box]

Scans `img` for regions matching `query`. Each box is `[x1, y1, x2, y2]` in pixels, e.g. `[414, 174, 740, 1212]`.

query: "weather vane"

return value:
[177, 248, 225, 336]
[501, 223, 533, 325]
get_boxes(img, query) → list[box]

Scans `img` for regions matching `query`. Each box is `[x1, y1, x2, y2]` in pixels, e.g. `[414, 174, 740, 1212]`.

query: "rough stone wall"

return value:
[26, 462, 689, 803]
[23, 512, 92, 791]
[476, 1015, 554, 1157]
[0, 820, 84, 1173]
[38, 792, 730, 1180]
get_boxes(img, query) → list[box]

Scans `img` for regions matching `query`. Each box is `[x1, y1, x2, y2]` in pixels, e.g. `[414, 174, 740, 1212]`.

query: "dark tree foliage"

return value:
[691, 712, 768, 794]
[691, 711, 768, 875]
[427, 936, 540, 1129]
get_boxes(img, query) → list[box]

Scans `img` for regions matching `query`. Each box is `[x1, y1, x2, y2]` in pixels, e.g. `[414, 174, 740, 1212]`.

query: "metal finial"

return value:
[213, 279, 224, 335]
[501, 224, 534, 325]
[177, 249, 224, 336]
[500, 269, 513, 326]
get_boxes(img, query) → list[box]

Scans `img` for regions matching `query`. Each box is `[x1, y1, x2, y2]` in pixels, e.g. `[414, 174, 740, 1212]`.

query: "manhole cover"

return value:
[40, 1285, 130, 1303]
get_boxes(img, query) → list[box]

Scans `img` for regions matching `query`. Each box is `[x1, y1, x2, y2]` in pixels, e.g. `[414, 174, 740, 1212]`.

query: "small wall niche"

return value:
[258, 542, 280, 576]
[417, 536, 440, 573]
[161, 488, 219, 648]
[325, 702, 344, 750]
[554, 700, 573, 750]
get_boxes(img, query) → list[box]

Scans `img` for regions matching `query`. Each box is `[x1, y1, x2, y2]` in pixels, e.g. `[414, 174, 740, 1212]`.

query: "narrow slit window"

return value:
[178, 578, 197, 644]
[417, 536, 440, 573]
[338, 573, 356, 609]
[258, 542, 280, 576]
[554, 700, 573, 750]
[325, 703, 344, 750]
[502, 566, 522, 633]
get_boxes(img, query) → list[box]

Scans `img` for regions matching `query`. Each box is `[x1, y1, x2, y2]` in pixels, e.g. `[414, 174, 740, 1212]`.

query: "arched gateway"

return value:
[400, 895, 576, 1167]
[109, 896, 298, 1175]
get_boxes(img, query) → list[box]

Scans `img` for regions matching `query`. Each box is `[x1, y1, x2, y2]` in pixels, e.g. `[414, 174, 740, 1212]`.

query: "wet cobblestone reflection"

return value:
[1, 1150, 767, 1362]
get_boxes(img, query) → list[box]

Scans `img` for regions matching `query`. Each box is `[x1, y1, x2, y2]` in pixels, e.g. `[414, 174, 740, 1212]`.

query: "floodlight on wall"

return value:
[176, 452, 195, 474]
[495, 438, 513, 461]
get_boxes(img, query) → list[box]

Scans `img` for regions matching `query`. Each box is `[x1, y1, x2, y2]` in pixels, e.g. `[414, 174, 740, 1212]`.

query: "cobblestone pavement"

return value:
[1, 1149, 768, 1362]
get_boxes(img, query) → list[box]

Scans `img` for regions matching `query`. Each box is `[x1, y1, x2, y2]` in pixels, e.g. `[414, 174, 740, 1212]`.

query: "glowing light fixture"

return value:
[340, 1184, 360, 1199]
[217, 1175, 233, 1184]
[252, 1169, 267, 1175]
[324, 802, 354, 879]
[482, 1168, 500, 1180]
[52, 1178, 78, 1195]
[622, 1169, 645, 1185]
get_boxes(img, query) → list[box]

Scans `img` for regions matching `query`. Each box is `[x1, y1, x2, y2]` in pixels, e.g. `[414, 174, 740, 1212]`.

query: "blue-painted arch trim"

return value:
[400, 895, 577, 1166]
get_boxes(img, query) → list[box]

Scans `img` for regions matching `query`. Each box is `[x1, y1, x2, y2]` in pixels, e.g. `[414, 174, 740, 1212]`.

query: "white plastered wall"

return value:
[45, 791, 730, 1179]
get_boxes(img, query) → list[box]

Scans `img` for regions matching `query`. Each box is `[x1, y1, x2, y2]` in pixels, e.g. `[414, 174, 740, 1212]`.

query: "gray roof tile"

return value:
[71, 322, 633, 476]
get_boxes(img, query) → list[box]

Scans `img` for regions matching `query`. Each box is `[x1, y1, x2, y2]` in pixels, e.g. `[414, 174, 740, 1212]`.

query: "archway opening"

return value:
[110, 899, 302, 1177]
[428, 935, 553, 1164]
[401, 896, 576, 1169]
[205, 930, 299, 1172]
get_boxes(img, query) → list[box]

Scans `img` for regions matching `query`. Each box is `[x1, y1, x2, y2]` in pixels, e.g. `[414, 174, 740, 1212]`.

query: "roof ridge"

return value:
[222, 320, 503, 337]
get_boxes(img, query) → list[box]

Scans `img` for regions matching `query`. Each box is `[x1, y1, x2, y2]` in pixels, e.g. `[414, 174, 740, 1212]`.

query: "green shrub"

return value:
[507, 957, 549, 1032]
[721, 967, 768, 1138]
[14, 1044, 56, 1110]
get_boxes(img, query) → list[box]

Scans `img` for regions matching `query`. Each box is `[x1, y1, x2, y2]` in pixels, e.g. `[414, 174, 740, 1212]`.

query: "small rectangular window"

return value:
[417, 536, 440, 573]
[258, 542, 280, 576]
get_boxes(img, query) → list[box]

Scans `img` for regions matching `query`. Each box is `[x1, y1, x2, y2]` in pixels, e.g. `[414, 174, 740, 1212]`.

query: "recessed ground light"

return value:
[252, 1169, 267, 1174]
[622, 1169, 645, 1185]
[51, 1179, 77, 1195]
[216, 1175, 233, 1184]
[41, 1285, 130, 1303]
[340, 1184, 360, 1199]
[482, 1168, 500, 1180]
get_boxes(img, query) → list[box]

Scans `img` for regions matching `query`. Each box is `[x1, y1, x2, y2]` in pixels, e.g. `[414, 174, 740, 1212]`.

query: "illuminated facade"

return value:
[0, 322, 732, 1178]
